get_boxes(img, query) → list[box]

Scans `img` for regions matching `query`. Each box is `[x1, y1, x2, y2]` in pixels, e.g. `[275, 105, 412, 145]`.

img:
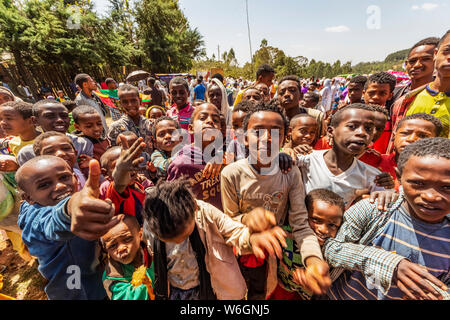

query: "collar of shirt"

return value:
[425, 84, 450, 97]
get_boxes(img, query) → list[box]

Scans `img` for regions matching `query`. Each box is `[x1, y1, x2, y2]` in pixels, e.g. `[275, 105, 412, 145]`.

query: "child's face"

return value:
[363, 83, 393, 106]
[102, 218, 142, 265]
[207, 85, 222, 109]
[255, 83, 270, 101]
[347, 83, 363, 103]
[245, 111, 285, 168]
[39, 135, 77, 169]
[372, 111, 388, 143]
[155, 120, 180, 152]
[232, 110, 246, 134]
[393, 119, 437, 154]
[159, 217, 195, 244]
[0, 93, 14, 106]
[401, 155, 450, 224]
[289, 117, 318, 147]
[35, 104, 70, 133]
[74, 113, 103, 139]
[434, 35, 450, 78]
[20, 157, 77, 206]
[0, 105, 31, 136]
[405, 45, 435, 81]
[169, 84, 189, 108]
[278, 80, 301, 110]
[242, 89, 263, 104]
[139, 106, 147, 116]
[330, 109, 375, 156]
[149, 108, 164, 121]
[300, 93, 318, 109]
[308, 200, 343, 246]
[188, 104, 221, 144]
[118, 90, 141, 119]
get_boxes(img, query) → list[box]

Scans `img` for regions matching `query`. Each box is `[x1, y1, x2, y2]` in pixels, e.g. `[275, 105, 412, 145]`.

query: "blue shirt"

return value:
[18, 198, 106, 300]
[194, 83, 206, 100]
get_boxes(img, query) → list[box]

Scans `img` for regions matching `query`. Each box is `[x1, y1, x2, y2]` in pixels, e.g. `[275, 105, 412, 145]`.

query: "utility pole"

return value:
[245, 0, 254, 71]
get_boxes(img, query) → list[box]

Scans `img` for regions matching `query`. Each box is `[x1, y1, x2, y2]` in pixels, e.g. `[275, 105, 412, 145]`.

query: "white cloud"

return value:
[411, 3, 439, 11]
[325, 25, 350, 33]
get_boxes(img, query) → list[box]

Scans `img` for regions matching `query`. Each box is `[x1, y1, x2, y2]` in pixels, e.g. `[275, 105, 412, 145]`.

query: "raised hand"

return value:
[68, 159, 121, 241]
[249, 226, 287, 260]
[301, 256, 332, 295]
[112, 134, 146, 193]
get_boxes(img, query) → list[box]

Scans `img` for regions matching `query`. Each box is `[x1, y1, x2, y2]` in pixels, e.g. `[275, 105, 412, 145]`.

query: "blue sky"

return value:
[93, 0, 450, 66]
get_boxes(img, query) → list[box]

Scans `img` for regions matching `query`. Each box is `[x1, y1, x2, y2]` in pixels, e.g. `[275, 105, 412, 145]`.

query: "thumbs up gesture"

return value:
[68, 159, 121, 241]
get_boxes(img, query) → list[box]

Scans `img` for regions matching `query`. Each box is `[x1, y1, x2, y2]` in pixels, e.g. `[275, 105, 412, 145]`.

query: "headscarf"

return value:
[0, 86, 22, 102]
[206, 78, 233, 128]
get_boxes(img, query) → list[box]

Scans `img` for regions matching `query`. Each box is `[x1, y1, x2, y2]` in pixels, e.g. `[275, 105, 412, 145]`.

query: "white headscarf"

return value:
[207, 78, 233, 128]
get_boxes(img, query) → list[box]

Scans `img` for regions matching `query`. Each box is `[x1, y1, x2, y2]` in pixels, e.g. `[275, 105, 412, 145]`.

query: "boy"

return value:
[167, 103, 224, 210]
[338, 75, 367, 108]
[17, 99, 93, 166]
[269, 189, 345, 300]
[225, 102, 250, 162]
[102, 214, 155, 300]
[221, 103, 330, 300]
[404, 30, 450, 138]
[33, 131, 86, 189]
[166, 77, 194, 131]
[324, 137, 450, 300]
[362, 72, 397, 154]
[296, 104, 394, 210]
[0, 101, 40, 156]
[107, 84, 153, 154]
[233, 64, 275, 106]
[242, 87, 264, 104]
[150, 116, 181, 180]
[16, 156, 110, 300]
[146, 105, 166, 123]
[72, 105, 110, 162]
[283, 114, 319, 157]
[99, 146, 121, 200]
[143, 178, 287, 300]
[379, 113, 443, 190]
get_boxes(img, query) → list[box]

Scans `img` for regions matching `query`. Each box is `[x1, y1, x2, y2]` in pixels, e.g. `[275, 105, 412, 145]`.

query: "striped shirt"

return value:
[166, 103, 194, 131]
[324, 190, 450, 300]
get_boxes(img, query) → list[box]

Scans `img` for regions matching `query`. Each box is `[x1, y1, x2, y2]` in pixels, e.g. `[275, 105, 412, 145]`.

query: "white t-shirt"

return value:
[297, 150, 387, 209]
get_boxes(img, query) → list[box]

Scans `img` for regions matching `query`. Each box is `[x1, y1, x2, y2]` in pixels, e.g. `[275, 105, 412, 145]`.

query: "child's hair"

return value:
[303, 92, 320, 103]
[278, 75, 302, 92]
[305, 188, 345, 214]
[397, 137, 450, 176]
[118, 83, 139, 96]
[143, 179, 196, 239]
[32, 99, 65, 117]
[408, 37, 440, 56]
[233, 101, 252, 114]
[169, 76, 189, 93]
[71, 105, 100, 124]
[289, 114, 317, 128]
[100, 146, 121, 170]
[0, 101, 33, 119]
[33, 131, 74, 155]
[329, 103, 376, 128]
[152, 116, 180, 137]
[74, 73, 90, 89]
[370, 104, 389, 118]
[256, 64, 275, 79]
[437, 29, 450, 49]
[364, 72, 397, 93]
[348, 75, 367, 87]
[105, 78, 116, 85]
[189, 103, 221, 124]
[61, 100, 77, 113]
[145, 105, 166, 118]
[396, 113, 443, 136]
[243, 101, 289, 137]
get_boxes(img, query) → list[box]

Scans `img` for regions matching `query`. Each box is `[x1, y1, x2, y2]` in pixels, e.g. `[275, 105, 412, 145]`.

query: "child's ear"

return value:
[327, 125, 335, 140]
[388, 91, 393, 101]
[31, 116, 37, 126]
[287, 126, 292, 140]
[139, 227, 143, 241]
[74, 123, 80, 131]
[188, 123, 194, 135]
[20, 191, 34, 204]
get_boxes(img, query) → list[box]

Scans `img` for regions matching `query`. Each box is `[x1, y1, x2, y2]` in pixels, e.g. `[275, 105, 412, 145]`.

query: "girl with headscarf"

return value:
[206, 78, 233, 129]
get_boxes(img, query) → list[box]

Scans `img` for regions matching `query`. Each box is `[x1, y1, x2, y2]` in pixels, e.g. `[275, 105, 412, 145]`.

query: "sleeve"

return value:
[73, 135, 94, 158]
[323, 202, 405, 293]
[104, 278, 149, 300]
[151, 151, 172, 175]
[19, 198, 75, 242]
[106, 123, 121, 146]
[16, 145, 35, 166]
[287, 168, 323, 264]
[203, 202, 252, 255]
[220, 168, 243, 222]
[105, 182, 132, 215]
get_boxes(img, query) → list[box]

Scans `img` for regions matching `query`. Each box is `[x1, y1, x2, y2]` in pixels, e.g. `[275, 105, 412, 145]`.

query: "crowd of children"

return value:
[0, 30, 448, 301]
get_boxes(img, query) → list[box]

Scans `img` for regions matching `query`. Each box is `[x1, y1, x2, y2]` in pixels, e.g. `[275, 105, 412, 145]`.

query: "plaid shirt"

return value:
[107, 114, 153, 153]
[323, 191, 407, 293]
